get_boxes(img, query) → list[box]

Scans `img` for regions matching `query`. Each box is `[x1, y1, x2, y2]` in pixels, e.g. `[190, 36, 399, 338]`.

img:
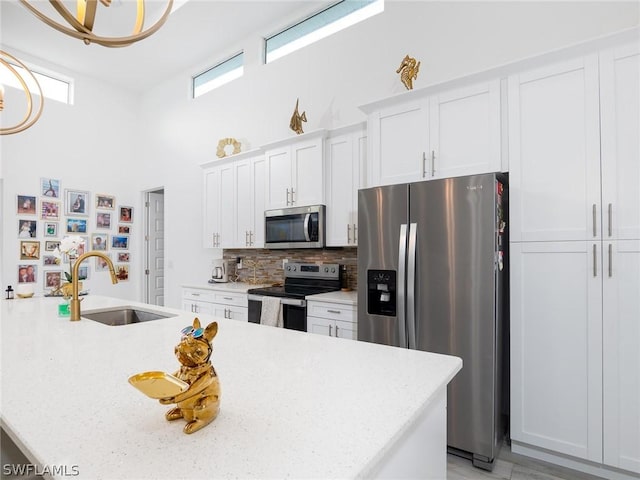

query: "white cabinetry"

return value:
[365, 79, 501, 187]
[509, 45, 640, 474]
[201, 150, 265, 249]
[307, 300, 357, 340]
[264, 131, 325, 210]
[325, 124, 366, 246]
[182, 287, 248, 321]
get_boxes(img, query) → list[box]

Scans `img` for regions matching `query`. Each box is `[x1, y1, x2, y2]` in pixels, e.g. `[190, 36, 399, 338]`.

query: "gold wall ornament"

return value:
[289, 98, 307, 135]
[0, 50, 44, 136]
[216, 137, 241, 158]
[18, 0, 173, 48]
[158, 318, 221, 434]
[396, 55, 421, 90]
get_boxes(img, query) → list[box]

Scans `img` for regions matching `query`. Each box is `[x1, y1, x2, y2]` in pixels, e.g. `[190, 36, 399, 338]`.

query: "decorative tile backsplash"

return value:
[223, 248, 358, 289]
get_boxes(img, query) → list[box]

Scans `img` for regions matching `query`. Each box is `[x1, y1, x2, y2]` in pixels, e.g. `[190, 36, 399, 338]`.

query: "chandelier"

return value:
[18, 0, 174, 48]
[0, 50, 44, 136]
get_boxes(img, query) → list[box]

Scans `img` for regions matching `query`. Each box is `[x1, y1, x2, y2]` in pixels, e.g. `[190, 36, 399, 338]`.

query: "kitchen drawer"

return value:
[212, 292, 248, 308]
[307, 301, 356, 323]
[182, 288, 216, 303]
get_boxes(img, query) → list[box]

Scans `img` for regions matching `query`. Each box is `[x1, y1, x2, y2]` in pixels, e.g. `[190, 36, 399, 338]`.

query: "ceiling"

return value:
[0, 0, 330, 92]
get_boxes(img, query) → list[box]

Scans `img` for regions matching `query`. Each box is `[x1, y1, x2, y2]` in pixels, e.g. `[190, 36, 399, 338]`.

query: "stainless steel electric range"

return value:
[247, 262, 342, 331]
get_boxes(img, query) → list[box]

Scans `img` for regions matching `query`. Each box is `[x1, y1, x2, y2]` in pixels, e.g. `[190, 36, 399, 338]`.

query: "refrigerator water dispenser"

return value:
[367, 270, 396, 316]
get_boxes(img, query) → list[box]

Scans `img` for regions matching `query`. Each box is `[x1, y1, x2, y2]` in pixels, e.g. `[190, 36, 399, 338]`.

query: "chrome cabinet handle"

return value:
[608, 203, 612, 237]
[422, 151, 427, 177]
[592, 204, 597, 238]
[249, 231, 253, 246]
[245, 231, 249, 246]
[336, 325, 340, 338]
[286, 188, 290, 206]
[291, 188, 295, 204]
[354, 224, 357, 243]
[223, 297, 233, 301]
[431, 150, 436, 177]
[327, 309, 341, 314]
[347, 224, 351, 243]
[608, 244, 613, 277]
[329, 324, 332, 337]
[593, 244, 597, 277]
[192, 293, 200, 296]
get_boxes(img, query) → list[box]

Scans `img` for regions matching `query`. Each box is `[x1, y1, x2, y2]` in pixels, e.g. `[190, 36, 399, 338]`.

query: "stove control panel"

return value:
[284, 262, 341, 280]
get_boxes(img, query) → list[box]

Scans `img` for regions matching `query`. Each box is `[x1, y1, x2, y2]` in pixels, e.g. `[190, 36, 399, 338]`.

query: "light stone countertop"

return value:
[181, 282, 273, 293]
[306, 290, 358, 306]
[1, 296, 461, 479]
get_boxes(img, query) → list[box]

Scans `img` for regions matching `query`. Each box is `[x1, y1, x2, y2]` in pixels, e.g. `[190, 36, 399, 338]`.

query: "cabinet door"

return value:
[307, 316, 333, 336]
[325, 133, 357, 246]
[334, 319, 357, 340]
[603, 240, 640, 473]
[265, 147, 292, 209]
[510, 241, 602, 462]
[369, 99, 429, 186]
[292, 138, 324, 207]
[203, 168, 220, 248]
[227, 306, 248, 322]
[600, 44, 640, 241]
[429, 80, 501, 179]
[218, 163, 235, 248]
[193, 301, 215, 315]
[235, 159, 252, 248]
[508, 55, 601, 242]
[251, 156, 266, 248]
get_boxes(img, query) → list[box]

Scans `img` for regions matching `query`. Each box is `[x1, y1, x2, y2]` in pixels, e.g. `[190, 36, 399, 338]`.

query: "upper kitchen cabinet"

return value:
[508, 55, 602, 242]
[324, 123, 366, 247]
[264, 130, 326, 210]
[362, 79, 502, 187]
[201, 150, 265, 249]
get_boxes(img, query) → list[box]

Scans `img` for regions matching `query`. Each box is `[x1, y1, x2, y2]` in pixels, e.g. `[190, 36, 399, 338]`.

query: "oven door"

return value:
[264, 205, 325, 249]
[247, 295, 307, 331]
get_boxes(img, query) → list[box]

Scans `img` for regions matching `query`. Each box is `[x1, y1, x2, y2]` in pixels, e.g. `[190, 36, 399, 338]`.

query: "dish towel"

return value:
[260, 296, 283, 328]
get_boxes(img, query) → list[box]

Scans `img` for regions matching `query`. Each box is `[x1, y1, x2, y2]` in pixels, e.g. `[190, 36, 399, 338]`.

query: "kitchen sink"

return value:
[82, 306, 176, 326]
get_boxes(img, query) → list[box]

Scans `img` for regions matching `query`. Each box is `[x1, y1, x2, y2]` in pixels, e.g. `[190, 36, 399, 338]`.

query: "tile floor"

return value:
[447, 446, 605, 480]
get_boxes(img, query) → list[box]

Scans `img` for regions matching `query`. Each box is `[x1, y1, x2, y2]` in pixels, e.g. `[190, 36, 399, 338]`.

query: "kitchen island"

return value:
[1, 296, 461, 479]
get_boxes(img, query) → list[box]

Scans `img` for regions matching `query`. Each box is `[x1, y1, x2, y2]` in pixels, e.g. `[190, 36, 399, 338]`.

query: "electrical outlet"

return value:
[282, 259, 288, 269]
[236, 257, 243, 269]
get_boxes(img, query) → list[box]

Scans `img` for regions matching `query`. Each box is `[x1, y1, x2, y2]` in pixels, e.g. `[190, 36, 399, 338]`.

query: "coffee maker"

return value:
[210, 259, 229, 283]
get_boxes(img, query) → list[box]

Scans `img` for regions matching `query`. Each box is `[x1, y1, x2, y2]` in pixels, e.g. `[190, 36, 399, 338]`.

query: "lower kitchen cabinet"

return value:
[182, 287, 248, 322]
[307, 300, 357, 340]
[510, 240, 640, 474]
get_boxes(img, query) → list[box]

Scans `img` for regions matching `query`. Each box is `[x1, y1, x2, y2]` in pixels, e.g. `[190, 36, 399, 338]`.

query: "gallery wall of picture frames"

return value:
[15, 177, 133, 291]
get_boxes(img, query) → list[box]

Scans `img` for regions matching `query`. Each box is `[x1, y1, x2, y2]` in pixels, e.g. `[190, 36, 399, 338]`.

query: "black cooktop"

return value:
[247, 285, 339, 300]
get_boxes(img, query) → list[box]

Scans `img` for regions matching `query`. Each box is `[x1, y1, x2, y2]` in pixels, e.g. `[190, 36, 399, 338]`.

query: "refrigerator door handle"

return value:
[407, 223, 418, 350]
[398, 224, 408, 348]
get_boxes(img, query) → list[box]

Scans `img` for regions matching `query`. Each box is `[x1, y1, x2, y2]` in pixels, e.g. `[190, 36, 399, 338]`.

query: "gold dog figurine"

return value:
[159, 318, 221, 434]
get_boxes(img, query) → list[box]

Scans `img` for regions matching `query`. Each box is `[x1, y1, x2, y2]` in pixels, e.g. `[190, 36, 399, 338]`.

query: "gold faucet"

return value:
[70, 251, 118, 321]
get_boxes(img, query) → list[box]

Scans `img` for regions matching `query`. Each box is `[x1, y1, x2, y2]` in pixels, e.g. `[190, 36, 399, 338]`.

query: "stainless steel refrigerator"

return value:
[357, 173, 508, 470]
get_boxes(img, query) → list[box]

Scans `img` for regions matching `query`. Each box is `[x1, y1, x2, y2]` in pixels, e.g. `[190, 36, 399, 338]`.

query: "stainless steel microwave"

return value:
[264, 205, 325, 249]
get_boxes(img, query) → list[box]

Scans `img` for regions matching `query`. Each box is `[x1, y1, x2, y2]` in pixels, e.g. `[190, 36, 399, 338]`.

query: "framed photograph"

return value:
[96, 194, 115, 209]
[18, 264, 37, 284]
[77, 236, 89, 256]
[66, 218, 87, 233]
[20, 240, 40, 260]
[65, 189, 89, 216]
[43, 255, 58, 266]
[18, 219, 37, 238]
[45, 240, 61, 252]
[118, 225, 131, 235]
[44, 271, 62, 290]
[91, 233, 108, 251]
[41, 178, 61, 198]
[96, 212, 112, 229]
[111, 235, 129, 249]
[119, 206, 133, 223]
[40, 200, 60, 220]
[95, 253, 112, 271]
[115, 264, 129, 281]
[117, 252, 130, 262]
[17, 195, 37, 215]
[77, 265, 89, 281]
[44, 222, 58, 237]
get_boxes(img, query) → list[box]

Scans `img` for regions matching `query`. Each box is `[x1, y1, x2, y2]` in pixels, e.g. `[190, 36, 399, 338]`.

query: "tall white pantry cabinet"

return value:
[509, 43, 639, 476]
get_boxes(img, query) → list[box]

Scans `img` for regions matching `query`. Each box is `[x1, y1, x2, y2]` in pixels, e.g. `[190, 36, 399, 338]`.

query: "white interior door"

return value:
[146, 191, 165, 306]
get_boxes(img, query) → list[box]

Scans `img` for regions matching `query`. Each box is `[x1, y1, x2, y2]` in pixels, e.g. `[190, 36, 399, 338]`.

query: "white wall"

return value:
[137, 1, 638, 308]
[1, 52, 143, 300]
[2, 2, 637, 307]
